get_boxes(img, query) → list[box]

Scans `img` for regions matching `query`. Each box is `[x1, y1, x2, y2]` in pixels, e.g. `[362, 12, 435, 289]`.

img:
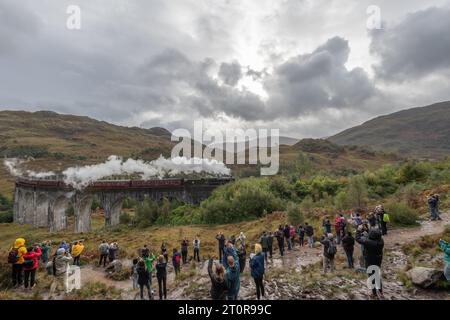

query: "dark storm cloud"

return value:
[371, 6, 450, 80]
[218, 61, 243, 86]
[264, 37, 376, 118]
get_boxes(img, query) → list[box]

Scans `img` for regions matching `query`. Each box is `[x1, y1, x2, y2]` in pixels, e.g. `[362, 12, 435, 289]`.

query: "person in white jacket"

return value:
[193, 236, 201, 262]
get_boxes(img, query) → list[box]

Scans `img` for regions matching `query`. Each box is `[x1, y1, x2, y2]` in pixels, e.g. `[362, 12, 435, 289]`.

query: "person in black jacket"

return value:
[207, 258, 227, 300]
[155, 255, 167, 300]
[136, 260, 151, 300]
[305, 223, 314, 248]
[237, 244, 246, 273]
[283, 225, 291, 250]
[341, 232, 355, 269]
[216, 233, 225, 261]
[276, 229, 285, 256]
[356, 229, 384, 298]
[181, 238, 188, 264]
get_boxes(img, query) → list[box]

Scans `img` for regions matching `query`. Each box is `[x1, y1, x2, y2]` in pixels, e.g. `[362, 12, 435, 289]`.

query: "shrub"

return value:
[385, 202, 420, 226]
[0, 211, 13, 223]
[269, 176, 295, 200]
[0, 145, 49, 158]
[135, 197, 160, 227]
[287, 202, 304, 226]
[119, 212, 133, 225]
[200, 178, 284, 224]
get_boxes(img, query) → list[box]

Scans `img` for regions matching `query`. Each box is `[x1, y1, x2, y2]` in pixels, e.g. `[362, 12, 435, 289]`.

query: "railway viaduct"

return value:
[13, 177, 232, 233]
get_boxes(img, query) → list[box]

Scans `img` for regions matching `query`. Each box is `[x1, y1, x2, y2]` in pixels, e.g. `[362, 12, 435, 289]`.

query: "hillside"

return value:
[328, 101, 450, 159]
[0, 110, 397, 197]
[0, 111, 175, 196]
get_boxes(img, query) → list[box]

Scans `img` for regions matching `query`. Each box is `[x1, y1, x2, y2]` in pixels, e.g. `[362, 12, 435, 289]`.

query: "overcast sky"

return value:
[1, 0, 450, 138]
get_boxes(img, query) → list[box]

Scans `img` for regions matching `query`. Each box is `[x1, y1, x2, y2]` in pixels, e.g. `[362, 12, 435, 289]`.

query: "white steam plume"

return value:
[4, 156, 231, 190]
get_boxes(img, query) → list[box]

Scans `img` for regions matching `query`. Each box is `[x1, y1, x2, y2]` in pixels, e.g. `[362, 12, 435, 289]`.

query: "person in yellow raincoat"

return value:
[9, 238, 28, 287]
[71, 241, 85, 266]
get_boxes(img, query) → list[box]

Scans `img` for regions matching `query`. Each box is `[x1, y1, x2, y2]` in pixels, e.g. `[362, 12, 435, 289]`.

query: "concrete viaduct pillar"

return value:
[99, 192, 124, 227]
[73, 193, 93, 233]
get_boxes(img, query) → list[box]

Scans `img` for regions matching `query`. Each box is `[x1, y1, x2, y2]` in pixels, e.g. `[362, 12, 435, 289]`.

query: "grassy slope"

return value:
[0, 212, 289, 261]
[0, 110, 398, 198]
[328, 101, 450, 159]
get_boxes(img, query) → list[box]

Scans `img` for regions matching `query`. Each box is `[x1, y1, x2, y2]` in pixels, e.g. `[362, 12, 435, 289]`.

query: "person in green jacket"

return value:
[40, 241, 52, 265]
[144, 252, 156, 297]
[438, 239, 450, 281]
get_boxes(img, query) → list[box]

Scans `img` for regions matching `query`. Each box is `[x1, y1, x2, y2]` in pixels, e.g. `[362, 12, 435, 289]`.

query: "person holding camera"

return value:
[23, 244, 42, 289]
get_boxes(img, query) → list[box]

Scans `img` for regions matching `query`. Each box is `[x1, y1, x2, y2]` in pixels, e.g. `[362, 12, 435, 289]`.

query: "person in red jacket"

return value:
[23, 245, 42, 289]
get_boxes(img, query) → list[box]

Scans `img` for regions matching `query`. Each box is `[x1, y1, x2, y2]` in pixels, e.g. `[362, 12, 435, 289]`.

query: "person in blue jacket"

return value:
[250, 243, 265, 300]
[439, 239, 450, 281]
[224, 242, 240, 300]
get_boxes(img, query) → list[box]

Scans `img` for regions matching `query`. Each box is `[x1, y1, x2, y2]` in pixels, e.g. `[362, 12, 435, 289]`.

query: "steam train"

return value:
[15, 176, 234, 191]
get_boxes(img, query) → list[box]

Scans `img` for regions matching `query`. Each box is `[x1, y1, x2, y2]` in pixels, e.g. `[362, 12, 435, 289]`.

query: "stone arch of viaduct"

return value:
[13, 177, 232, 233]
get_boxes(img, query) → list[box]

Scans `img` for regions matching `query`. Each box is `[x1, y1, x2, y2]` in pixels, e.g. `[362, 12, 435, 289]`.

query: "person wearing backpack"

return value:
[156, 255, 168, 300]
[276, 229, 285, 256]
[172, 248, 181, 275]
[193, 236, 201, 262]
[250, 243, 265, 300]
[98, 240, 109, 267]
[305, 223, 314, 248]
[23, 245, 42, 289]
[356, 228, 384, 298]
[137, 259, 152, 300]
[341, 231, 355, 269]
[40, 241, 52, 266]
[320, 233, 336, 274]
[9, 238, 28, 287]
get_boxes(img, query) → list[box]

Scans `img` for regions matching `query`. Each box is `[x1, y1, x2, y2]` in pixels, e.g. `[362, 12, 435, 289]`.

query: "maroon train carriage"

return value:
[16, 176, 233, 191]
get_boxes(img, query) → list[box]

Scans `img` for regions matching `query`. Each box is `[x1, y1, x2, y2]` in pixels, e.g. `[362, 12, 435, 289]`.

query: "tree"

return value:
[346, 175, 368, 210]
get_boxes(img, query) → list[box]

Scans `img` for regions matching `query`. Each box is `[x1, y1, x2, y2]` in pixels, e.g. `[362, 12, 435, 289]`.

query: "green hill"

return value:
[0, 110, 398, 197]
[328, 101, 450, 159]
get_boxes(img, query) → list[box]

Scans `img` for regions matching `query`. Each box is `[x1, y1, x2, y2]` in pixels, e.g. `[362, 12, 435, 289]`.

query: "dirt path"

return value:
[72, 212, 449, 300]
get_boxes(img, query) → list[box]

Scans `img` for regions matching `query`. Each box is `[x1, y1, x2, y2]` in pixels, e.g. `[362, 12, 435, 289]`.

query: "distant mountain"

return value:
[328, 101, 450, 159]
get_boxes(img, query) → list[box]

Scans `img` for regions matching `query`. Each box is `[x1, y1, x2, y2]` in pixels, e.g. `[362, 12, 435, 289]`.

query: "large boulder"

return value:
[406, 267, 444, 288]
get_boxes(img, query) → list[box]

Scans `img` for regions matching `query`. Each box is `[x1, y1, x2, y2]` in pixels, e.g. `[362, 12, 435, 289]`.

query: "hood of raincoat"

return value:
[14, 238, 25, 248]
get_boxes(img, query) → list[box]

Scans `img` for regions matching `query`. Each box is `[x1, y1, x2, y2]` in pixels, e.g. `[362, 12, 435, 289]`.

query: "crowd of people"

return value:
[6, 197, 448, 300]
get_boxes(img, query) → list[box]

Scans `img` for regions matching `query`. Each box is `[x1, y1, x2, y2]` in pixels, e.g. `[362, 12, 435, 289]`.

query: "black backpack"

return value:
[8, 248, 19, 264]
[23, 257, 34, 269]
[327, 240, 337, 256]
